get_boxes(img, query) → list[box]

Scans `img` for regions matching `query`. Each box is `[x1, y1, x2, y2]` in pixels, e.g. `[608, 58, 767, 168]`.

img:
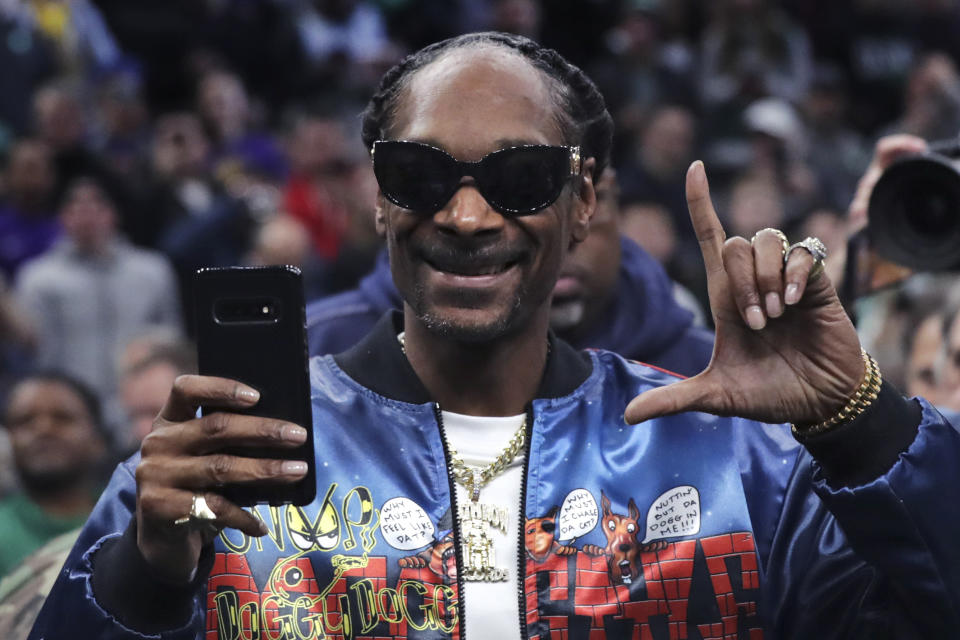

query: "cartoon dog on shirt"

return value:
[524, 506, 577, 563]
[583, 491, 667, 585]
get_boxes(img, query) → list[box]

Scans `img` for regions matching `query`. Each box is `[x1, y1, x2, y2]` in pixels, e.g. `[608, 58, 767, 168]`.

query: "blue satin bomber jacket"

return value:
[29, 313, 960, 640]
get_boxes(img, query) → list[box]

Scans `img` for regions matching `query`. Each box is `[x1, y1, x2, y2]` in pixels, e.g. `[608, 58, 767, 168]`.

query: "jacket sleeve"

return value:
[28, 457, 207, 639]
[761, 384, 960, 637]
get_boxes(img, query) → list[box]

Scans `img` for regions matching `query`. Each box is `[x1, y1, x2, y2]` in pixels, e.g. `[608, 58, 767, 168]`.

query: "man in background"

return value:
[115, 330, 196, 455]
[0, 371, 109, 577]
[15, 176, 182, 415]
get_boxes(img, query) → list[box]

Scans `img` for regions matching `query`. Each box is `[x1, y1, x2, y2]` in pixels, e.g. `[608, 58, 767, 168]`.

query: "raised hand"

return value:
[135, 375, 309, 583]
[625, 162, 865, 427]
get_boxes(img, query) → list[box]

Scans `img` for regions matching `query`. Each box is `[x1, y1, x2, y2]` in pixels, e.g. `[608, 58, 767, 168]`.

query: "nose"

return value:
[433, 183, 505, 236]
[618, 543, 632, 552]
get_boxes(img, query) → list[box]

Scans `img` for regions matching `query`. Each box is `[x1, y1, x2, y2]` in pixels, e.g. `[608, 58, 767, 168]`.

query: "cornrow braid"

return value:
[360, 31, 613, 181]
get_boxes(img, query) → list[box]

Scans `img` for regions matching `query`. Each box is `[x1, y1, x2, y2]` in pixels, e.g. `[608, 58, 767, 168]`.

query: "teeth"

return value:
[436, 262, 511, 276]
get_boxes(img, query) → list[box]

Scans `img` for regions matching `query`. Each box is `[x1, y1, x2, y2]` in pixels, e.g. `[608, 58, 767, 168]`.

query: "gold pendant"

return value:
[458, 501, 509, 581]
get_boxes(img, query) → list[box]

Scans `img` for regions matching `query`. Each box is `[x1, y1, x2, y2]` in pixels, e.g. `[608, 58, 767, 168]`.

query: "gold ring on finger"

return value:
[750, 227, 790, 256]
[174, 493, 219, 530]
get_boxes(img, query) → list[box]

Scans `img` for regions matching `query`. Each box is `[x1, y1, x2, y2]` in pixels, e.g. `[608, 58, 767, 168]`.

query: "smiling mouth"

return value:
[425, 257, 518, 277]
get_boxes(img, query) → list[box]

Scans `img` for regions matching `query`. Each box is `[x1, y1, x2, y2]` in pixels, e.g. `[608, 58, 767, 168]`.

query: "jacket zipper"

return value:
[433, 403, 468, 638]
[516, 407, 534, 639]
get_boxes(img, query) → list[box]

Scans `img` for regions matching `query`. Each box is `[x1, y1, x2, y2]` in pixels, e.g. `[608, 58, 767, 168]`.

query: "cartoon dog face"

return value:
[599, 491, 642, 585]
[526, 506, 559, 561]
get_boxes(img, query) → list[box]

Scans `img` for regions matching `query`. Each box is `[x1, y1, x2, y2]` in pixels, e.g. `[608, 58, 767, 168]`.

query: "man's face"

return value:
[59, 182, 117, 252]
[944, 313, 960, 394]
[551, 169, 620, 336]
[906, 313, 944, 401]
[378, 47, 593, 341]
[121, 361, 180, 445]
[7, 141, 55, 211]
[4, 380, 104, 491]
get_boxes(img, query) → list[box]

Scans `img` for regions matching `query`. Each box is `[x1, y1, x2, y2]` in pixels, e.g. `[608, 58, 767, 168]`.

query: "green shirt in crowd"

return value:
[0, 493, 90, 578]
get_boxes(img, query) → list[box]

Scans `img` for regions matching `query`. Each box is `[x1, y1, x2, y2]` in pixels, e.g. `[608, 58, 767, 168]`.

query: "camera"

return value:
[867, 137, 960, 271]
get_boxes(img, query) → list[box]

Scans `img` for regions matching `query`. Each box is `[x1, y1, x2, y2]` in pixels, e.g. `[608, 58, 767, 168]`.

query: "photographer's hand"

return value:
[135, 375, 308, 583]
[848, 134, 928, 232]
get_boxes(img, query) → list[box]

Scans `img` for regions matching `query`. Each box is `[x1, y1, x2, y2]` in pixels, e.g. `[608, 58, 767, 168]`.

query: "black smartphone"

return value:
[194, 265, 316, 506]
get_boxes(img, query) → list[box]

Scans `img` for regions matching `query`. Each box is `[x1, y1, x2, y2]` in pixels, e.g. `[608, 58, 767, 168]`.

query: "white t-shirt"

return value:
[441, 410, 525, 640]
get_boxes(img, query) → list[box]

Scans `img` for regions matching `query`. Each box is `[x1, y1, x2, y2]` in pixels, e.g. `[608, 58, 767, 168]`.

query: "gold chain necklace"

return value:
[398, 330, 527, 499]
[398, 331, 527, 581]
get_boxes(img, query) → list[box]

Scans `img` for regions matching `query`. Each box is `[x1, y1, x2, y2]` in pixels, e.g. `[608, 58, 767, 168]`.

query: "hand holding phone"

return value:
[133, 266, 316, 582]
[135, 375, 309, 583]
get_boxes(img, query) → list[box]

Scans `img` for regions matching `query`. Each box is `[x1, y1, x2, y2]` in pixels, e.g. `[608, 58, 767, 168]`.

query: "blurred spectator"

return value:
[0, 138, 60, 279]
[31, 80, 131, 215]
[618, 104, 697, 246]
[115, 330, 195, 455]
[490, 0, 541, 39]
[15, 177, 182, 408]
[619, 200, 677, 266]
[741, 97, 817, 222]
[0, 371, 108, 577]
[879, 51, 960, 141]
[591, 3, 697, 162]
[699, 0, 813, 110]
[0, 274, 35, 406]
[197, 69, 287, 183]
[802, 64, 871, 212]
[725, 175, 786, 238]
[25, 0, 122, 77]
[0, 3, 57, 139]
[245, 214, 312, 270]
[281, 111, 352, 262]
[942, 304, 960, 408]
[0, 528, 79, 640]
[904, 311, 951, 407]
[289, 0, 394, 94]
[89, 66, 151, 187]
[142, 112, 253, 318]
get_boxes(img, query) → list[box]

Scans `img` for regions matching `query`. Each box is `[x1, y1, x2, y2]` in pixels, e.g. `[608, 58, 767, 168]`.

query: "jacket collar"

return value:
[333, 310, 593, 405]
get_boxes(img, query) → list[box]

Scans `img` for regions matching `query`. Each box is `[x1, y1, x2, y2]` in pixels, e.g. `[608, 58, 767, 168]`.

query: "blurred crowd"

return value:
[3, 0, 960, 603]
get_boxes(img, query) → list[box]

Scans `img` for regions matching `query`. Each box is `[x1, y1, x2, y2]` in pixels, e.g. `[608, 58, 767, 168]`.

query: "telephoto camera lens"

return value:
[868, 147, 960, 271]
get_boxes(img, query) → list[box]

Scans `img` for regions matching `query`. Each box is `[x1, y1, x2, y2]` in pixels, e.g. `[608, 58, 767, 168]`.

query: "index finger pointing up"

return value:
[686, 161, 726, 275]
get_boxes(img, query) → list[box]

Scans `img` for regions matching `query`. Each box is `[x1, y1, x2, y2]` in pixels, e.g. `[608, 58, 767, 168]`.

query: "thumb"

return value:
[624, 376, 714, 425]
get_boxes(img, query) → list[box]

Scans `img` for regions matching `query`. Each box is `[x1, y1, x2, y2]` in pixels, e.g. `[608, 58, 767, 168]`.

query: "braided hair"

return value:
[360, 32, 613, 181]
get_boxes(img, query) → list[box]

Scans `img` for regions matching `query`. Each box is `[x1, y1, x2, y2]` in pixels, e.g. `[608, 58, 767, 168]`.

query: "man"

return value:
[0, 372, 108, 577]
[32, 33, 959, 639]
[0, 139, 60, 279]
[306, 168, 713, 376]
[15, 177, 182, 409]
[116, 331, 197, 455]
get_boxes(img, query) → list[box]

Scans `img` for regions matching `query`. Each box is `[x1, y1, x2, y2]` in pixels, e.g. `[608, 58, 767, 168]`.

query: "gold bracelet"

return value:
[791, 350, 882, 440]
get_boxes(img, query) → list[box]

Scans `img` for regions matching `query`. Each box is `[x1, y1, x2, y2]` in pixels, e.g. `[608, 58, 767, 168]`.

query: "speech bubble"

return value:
[557, 488, 599, 542]
[642, 485, 700, 544]
[379, 497, 435, 550]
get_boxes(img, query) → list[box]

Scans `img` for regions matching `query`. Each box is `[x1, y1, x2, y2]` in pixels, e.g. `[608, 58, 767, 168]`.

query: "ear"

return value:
[570, 157, 597, 245]
[628, 498, 640, 522]
[601, 490, 611, 516]
[375, 190, 387, 237]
